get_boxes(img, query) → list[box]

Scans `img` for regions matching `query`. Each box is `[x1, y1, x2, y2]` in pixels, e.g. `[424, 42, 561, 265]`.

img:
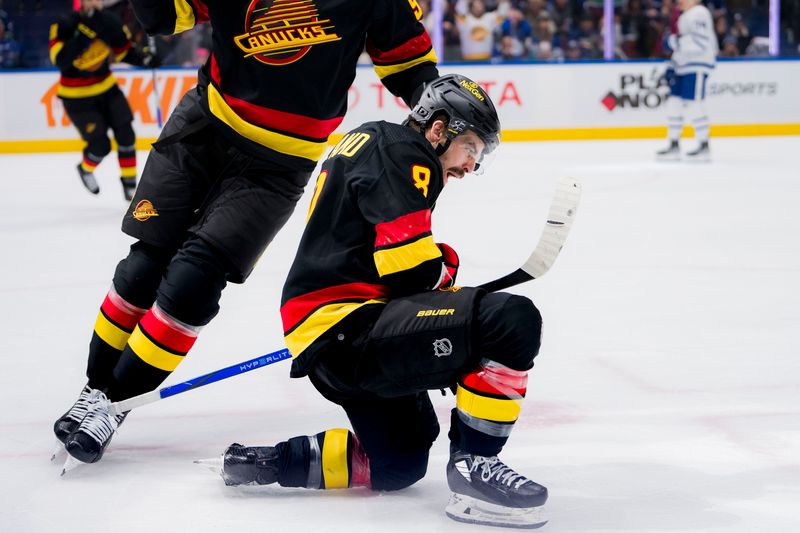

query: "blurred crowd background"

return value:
[0, 0, 798, 69]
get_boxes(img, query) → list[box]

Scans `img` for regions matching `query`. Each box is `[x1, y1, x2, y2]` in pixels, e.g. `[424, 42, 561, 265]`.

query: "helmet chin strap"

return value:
[435, 137, 451, 157]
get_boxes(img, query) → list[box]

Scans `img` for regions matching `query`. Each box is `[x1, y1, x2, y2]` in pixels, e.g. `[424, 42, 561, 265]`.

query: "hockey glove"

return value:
[437, 242, 460, 289]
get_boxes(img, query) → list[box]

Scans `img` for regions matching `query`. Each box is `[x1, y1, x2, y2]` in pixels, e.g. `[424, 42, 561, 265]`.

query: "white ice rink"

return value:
[1, 137, 798, 532]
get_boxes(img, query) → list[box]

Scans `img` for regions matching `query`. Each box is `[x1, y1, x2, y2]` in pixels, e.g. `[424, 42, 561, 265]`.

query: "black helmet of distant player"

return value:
[408, 73, 501, 173]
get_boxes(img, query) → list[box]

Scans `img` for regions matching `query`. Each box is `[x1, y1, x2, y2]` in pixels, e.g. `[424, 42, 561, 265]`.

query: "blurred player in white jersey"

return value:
[657, 0, 717, 162]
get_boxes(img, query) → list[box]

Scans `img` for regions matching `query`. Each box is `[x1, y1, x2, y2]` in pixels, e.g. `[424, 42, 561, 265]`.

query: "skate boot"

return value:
[53, 384, 94, 444]
[685, 141, 710, 162]
[120, 177, 136, 201]
[76, 163, 100, 194]
[218, 443, 280, 486]
[64, 389, 127, 464]
[445, 447, 548, 529]
[655, 140, 680, 161]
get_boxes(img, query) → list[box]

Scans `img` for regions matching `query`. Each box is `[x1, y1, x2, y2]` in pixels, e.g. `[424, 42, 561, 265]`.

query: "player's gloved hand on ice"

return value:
[437, 242, 459, 289]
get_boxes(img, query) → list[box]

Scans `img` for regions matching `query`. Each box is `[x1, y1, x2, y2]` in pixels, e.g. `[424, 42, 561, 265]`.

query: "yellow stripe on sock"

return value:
[94, 312, 131, 350]
[456, 385, 521, 423]
[126, 325, 185, 371]
[321, 428, 350, 489]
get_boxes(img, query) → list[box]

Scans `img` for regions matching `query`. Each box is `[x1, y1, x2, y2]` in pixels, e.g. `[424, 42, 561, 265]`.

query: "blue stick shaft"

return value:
[109, 348, 291, 415]
[159, 348, 291, 399]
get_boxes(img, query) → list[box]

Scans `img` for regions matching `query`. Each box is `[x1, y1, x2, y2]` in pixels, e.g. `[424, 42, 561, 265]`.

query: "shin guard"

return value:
[280, 429, 371, 490]
[453, 359, 528, 456]
[110, 304, 200, 399]
[87, 286, 147, 389]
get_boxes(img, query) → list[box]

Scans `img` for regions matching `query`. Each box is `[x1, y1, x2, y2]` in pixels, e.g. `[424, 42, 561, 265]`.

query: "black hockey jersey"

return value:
[281, 121, 448, 372]
[131, 0, 439, 170]
[50, 10, 146, 99]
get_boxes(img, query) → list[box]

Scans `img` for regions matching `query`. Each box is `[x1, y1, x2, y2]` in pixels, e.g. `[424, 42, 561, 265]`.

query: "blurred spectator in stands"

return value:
[495, 5, 533, 59]
[714, 12, 729, 51]
[730, 12, 752, 54]
[571, 14, 602, 58]
[523, 0, 550, 30]
[0, 9, 22, 68]
[421, 0, 461, 60]
[564, 38, 582, 60]
[455, 0, 502, 60]
[530, 12, 562, 59]
[719, 34, 740, 56]
[744, 35, 769, 56]
[550, 0, 578, 35]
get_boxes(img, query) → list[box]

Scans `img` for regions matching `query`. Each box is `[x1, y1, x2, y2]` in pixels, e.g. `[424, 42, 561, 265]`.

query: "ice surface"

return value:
[1, 137, 798, 532]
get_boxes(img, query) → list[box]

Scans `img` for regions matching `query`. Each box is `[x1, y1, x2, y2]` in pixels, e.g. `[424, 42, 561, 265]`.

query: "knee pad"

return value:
[113, 242, 175, 309]
[369, 450, 429, 491]
[157, 237, 230, 326]
[86, 134, 112, 159]
[113, 122, 136, 148]
[476, 293, 542, 371]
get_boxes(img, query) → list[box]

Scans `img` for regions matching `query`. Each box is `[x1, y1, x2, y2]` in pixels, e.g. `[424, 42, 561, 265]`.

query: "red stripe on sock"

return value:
[138, 309, 197, 354]
[100, 294, 144, 330]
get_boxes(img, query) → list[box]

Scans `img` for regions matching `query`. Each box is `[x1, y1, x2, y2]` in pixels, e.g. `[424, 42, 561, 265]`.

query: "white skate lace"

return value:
[65, 386, 93, 422]
[471, 456, 530, 489]
[77, 390, 120, 444]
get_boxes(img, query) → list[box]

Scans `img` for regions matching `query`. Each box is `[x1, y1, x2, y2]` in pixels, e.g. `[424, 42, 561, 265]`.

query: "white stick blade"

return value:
[521, 176, 582, 278]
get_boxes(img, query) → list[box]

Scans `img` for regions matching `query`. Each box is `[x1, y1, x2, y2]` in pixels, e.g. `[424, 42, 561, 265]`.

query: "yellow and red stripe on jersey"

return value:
[373, 209, 441, 277]
[366, 32, 438, 80]
[173, 0, 210, 34]
[48, 36, 64, 65]
[207, 55, 341, 162]
[56, 73, 117, 99]
[112, 42, 132, 62]
[126, 308, 198, 372]
[93, 292, 146, 351]
[281, 282, 389, 357]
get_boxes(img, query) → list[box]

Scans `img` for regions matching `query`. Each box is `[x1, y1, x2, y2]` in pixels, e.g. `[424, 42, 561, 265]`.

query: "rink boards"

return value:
[0, 58, 798, 153]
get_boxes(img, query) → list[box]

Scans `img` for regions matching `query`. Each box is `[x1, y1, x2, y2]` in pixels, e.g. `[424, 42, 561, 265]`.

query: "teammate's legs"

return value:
[62, 96, 111, 192]
[106, 86, 137, 199]
[657, 73, 685, 160]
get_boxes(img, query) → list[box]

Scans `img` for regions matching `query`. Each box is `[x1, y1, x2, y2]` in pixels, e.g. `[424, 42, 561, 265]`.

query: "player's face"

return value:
[440, 130, 486, 184]
[82, 0, 104, 12]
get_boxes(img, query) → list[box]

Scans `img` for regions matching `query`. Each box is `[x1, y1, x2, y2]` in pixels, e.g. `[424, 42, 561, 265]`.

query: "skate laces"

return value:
[471, 456, 529, 489]
[77, 390, 120, 444]
[66, 386, 93, 422]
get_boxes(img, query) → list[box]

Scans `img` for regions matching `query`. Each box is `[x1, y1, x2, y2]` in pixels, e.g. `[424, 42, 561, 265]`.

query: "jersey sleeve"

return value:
[366, 0, 440, 106]
[98, 12, 146, 65]
[131, 0, 210, 36]
[355, 142, 446, 293]
[49, 15, 83, 67]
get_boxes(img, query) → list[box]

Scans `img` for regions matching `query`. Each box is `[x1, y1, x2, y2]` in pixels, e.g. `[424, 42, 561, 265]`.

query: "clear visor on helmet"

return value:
[452, 127, 500, 176]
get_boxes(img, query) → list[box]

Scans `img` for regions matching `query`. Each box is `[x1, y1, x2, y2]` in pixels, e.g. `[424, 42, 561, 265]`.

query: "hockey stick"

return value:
[108, 348, 291, 416]
[107, 178, 580, 415]
[477, 176, 581, 292]
[147, 36, 163, 128]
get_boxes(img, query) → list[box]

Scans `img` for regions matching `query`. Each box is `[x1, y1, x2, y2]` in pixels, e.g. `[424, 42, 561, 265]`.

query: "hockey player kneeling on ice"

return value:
[204, 75, 548, 528]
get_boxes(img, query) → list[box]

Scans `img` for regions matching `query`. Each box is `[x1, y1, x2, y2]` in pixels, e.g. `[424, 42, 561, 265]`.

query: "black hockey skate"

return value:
[76, 163, 100, 194]
[685, 141, 710, 162]
[446, 447, 548, 529]
[64, 389, 127, 464]
[218, 443, 280, 486]
[120, 177, 136, 201]
[655, 140, 680, 162]
[53, 384, 93, 444]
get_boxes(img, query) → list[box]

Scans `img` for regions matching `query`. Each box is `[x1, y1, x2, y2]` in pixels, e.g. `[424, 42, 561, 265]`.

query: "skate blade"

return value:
[51, 441, 67, 462]
[60, 454, 86, 477]
[445, 493, 547, 529]
[193, 456, 223, 475]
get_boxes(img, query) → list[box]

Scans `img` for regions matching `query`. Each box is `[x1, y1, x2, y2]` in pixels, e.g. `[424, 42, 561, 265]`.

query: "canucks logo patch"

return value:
[234, 0, 342, 66]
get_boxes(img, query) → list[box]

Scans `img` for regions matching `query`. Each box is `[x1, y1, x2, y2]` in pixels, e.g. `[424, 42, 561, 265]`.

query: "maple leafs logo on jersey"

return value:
[234, 0, 342, 66]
